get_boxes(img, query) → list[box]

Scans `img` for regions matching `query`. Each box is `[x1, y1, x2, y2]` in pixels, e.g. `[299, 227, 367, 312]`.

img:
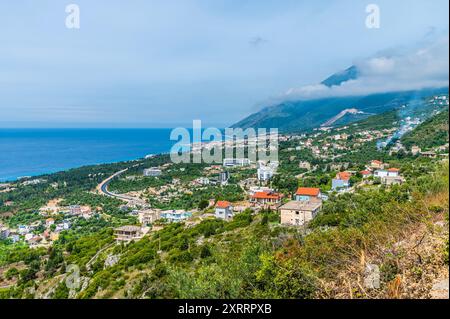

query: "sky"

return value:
[0, 0, 448, 128]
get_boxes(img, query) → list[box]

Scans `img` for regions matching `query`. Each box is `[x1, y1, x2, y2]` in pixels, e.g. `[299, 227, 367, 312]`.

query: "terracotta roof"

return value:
[361, 170, 372, 175]
[371, 160, 383, 165]
[216, 201, 231, 208]
[252, 192, 283, 200]
[296, 187, 320, 196]
[336, 172, 351, 181]
[388, 168, 400, 172]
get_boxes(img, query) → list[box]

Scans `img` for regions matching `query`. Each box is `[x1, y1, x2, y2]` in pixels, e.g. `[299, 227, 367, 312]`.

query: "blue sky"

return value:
[0, 0, 448, 128]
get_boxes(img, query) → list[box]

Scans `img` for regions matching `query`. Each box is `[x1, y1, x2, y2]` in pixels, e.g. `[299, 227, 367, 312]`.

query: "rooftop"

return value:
[336, 172, 351, 181]
[296, 187, 320, 196]
[216, 201, 232, 208]
[252, 192, 283, 200]
[279, 200, 322, 211]
[114, 225, 141, 232]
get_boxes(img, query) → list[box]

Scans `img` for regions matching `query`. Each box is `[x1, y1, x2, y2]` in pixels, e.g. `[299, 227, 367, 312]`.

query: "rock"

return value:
[364, 264, 380, 289]
[430, 278, 449, 299]
[104, 254, 120, 268]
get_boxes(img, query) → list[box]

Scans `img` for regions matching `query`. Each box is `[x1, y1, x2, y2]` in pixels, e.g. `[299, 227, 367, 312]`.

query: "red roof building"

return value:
[336, 172, 351, 181]
[296, 187, 320, 197]
[216, 201, 232, 208]
[251, 191, 283, 204]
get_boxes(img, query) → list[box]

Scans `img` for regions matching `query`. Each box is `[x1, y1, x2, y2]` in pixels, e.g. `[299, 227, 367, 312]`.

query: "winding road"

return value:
[97, 165, 148, 206]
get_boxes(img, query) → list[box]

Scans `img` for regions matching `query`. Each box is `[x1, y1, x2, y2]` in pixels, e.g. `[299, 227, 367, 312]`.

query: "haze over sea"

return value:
[0, 129, 178, 182]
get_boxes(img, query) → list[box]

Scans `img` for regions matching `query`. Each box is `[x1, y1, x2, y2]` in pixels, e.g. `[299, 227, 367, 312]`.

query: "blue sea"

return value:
[0, 129, 178, 182]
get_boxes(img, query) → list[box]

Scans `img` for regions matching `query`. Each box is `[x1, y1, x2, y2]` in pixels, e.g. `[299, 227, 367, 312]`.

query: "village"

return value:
[1, 96, 448, 248]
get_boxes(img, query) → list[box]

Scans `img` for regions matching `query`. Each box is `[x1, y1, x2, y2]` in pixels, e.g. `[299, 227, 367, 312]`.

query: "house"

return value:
[223, 158, 251, 167]
[138, 209, 161, 226]
[250, 191, 283, 205]
[295, 187, 321, 201]
[45, 218, 55, 227]
[219, 171, 230, 185]
[195, 177, 210, 186]
[370, 160, 384, 169]
[257, 166, 275, 181]
[144, 167, 162, 177]
[69, 205, 82, 215]
[375, 168, 399, 178]
[332, 172, 351, 191]
[299, 161, 311, 170]
[248, 186, 273, 196]
[387, 168, 400, 177]
[215, 201, 234, 220]
[279, 200, 323, 227]
[411, 145, 422, 155]
[381, 176, 405, 186]
[421, 151, 437, 158]
[160, 210, 193, 223]
[18, 225, 29, 235]
[0, 227, 10, 239]
[114, 226, 143, 243]
[374, 170, 388, 178]
[360, 170, 373, 179]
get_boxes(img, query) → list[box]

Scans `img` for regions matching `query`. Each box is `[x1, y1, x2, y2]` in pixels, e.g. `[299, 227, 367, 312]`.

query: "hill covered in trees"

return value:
[401, 108, 449, 150]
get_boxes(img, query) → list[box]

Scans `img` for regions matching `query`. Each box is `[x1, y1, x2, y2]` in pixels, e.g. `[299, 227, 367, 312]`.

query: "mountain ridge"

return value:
[232, 65, 449, 133]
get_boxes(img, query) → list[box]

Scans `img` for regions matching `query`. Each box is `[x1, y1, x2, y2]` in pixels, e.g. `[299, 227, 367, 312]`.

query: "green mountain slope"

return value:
[232, 67, 448, 133]
[401, 108, 449, 150]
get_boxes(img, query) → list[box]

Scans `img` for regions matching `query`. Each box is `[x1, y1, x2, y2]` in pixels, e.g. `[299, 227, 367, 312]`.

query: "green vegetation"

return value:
[401, 108, 449, 150]
[0, 96, 448, 299]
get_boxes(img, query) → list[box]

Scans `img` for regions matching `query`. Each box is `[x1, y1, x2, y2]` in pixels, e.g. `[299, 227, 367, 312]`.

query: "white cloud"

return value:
[282, 36, 449, 101]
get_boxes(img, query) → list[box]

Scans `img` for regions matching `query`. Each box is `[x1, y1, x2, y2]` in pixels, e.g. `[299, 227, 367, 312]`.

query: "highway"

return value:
[97, 164, 148, 206]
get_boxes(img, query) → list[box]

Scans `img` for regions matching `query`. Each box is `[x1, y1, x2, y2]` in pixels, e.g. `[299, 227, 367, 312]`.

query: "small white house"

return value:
[257, 166, 275, 181]
[375, 168, 400, 178]
[144, 167, 162, 177]
[215, 201, 234, 220]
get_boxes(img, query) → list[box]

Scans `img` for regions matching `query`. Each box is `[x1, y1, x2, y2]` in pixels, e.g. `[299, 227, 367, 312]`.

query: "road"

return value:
[97, 165, 148, 206]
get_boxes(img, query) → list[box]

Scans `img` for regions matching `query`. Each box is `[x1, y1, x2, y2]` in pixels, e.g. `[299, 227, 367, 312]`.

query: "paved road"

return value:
[97, 165, 148, 206]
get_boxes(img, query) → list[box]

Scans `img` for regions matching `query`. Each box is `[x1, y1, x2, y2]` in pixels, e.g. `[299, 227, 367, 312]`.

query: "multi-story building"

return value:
[279, 200, 323, 227]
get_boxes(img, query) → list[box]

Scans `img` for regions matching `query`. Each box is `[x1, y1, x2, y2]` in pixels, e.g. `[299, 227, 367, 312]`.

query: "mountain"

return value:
[321, 65, 359, 87]
[232, 66, 449, 133]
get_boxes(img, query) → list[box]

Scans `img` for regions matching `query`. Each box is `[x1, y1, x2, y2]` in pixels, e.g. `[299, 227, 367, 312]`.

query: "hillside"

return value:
[232, 63, 448, 133]
[401, 108, 449, 150]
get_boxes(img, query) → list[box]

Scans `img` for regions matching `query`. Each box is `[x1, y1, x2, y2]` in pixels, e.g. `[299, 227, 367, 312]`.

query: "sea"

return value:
[0, 129, 179, 182]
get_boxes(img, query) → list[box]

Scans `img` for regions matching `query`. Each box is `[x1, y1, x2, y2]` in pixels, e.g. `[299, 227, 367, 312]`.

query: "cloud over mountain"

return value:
[283, 35, 449, 101]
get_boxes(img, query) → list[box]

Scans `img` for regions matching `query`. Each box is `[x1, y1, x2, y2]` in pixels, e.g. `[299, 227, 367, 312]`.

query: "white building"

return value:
[143, 167, 162, 177]
[257, 166, 275, 181]
[374, 168, 400, 178]
[223, 158, 251, 167]
[215, 201, 234, 220]
[138, 209, 161, 226]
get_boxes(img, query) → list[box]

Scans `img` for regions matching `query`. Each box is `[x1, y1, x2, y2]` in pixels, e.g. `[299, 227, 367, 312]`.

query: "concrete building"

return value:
[411, 145, 422, 155]
[219, 171, 230, 185]
[257, 166, 275, 181]
[114, 226, 143, 242]
[138, 209, 161, 226]
[370, 160, 385, 170]
[144, 167, 162, 177]
[160, 210, 192, 223]
[223, 158, 251, 167]
[279, 200, 322, 227]
[299, 161, 312, 170]
[215, 201, 234, 220]
[375, 168, 400, 178]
